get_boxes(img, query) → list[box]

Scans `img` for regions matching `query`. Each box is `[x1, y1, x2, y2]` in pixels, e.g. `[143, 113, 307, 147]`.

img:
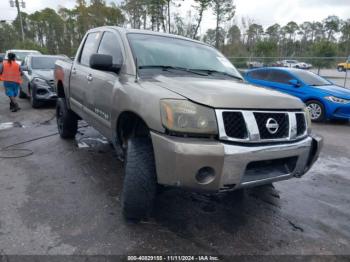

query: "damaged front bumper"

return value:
[151, 132, 323, 192]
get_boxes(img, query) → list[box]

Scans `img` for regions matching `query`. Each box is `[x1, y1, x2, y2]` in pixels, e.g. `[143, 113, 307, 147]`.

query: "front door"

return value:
[266, 70, 304, 98]
[84, 30, 124, 138]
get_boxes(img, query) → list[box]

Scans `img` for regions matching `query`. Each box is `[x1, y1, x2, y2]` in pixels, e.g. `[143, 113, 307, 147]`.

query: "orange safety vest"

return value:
[1, 61, 22, 84]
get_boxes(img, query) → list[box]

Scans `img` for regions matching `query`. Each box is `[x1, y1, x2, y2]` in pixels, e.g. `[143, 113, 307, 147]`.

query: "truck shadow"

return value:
[152, 184, 281, 240]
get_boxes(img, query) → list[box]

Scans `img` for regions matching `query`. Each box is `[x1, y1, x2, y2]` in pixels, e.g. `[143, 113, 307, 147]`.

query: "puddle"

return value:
[0, 122, 25, 131]
[77, 137, 109, 149]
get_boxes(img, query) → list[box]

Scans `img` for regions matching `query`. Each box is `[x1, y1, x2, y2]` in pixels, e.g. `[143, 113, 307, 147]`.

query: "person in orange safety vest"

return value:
[0, 52, 23, 112]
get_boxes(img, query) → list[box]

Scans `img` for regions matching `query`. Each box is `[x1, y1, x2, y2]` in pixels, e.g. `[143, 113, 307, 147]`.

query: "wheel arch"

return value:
[116, 111, 151, 149]
[305, 98, 329, 119]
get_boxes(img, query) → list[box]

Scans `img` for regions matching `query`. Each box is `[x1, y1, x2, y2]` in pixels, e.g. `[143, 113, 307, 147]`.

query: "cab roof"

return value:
[88, 26, 209, 47]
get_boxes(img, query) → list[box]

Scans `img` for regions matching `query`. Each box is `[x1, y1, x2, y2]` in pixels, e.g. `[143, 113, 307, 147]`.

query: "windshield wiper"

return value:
[138, 65, 209, 76]
[192, 69, 243, 80]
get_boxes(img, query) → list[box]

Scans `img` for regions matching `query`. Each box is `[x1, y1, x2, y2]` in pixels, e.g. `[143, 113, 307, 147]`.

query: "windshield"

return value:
[127, 33, 242, 79]
[13, 51, 41, 61]
[293, 70, 331, 86]
[31, 57, 59, 70]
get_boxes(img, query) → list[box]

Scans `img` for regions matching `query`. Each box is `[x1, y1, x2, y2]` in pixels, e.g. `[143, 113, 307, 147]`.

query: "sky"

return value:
[0, 0, 349, 33]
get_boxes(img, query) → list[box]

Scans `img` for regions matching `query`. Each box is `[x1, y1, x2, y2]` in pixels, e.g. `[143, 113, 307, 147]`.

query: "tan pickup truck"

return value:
[55, 26, 322, 221]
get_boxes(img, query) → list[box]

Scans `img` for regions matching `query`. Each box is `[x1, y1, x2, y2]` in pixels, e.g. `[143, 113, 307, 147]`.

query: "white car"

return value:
[247, 61, 264, 68]
[281, 60, 312, 69]
[5, 49, 42, 64]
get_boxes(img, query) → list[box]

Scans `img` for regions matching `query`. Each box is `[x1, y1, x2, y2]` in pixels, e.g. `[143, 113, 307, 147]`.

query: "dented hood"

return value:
[151, 75, 304, 109]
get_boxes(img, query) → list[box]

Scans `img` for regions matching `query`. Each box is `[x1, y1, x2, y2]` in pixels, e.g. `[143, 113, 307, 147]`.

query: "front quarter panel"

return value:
[111, 75, 185, 137]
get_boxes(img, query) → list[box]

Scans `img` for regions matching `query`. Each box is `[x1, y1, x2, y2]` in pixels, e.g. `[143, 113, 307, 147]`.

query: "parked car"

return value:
[245, 67, 350, 122]
[337, 56, 350, 72]
[20, 55, 69, 108]
[5, 49, 42, 65]
[281, 60, 312, 69]
[271, 61, 284, 67]
[246, 61, 264, 69]
[55, 27, 321, 221]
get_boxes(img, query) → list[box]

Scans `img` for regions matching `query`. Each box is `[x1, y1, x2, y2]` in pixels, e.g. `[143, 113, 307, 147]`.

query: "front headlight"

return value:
[160, 99, 218, 135]
[33, 77, 49, 87]
[325, 96, 350, 104]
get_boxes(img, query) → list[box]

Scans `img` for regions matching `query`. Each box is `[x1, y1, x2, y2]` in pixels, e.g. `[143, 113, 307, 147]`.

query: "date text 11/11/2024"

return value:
[127, 255, 220, 261]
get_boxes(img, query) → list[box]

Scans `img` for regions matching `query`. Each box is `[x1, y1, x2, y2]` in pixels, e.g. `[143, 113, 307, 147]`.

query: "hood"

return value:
[32, 70, 54, 81]
[150, 75, 304, 109]
[314, 84, 350, 99]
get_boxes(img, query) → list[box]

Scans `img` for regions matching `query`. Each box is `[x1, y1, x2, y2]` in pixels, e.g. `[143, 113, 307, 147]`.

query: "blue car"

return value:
[245, 67, 350, 122]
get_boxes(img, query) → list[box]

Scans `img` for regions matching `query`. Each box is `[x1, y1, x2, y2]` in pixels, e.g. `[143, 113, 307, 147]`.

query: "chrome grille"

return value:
[48, 80, 55, 87]
[216, 110, 307, 143]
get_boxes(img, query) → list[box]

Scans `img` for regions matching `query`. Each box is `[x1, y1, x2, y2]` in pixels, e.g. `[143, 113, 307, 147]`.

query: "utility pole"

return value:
[344, 35, 350, 88]
[167, 0, 171, 33]
[9, 0, 26, 42]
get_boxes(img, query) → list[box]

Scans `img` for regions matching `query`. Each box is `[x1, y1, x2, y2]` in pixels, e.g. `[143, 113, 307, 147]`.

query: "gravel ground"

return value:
[0, 85, 349, 260]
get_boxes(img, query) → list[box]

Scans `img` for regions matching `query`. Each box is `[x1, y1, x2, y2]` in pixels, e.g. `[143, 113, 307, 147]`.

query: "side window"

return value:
[97, 32, 123, 65]
[249, 70, 269, 81]
[80, 32, 100, 66]
[22, 57, 28, 66]
[267, 71, 293, 84]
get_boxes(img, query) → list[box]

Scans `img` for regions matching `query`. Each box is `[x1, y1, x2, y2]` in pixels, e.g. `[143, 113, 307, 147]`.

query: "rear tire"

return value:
[122, 138, 157, 222]
[56, 97, 78, 139]
[306, 100, 325, 122]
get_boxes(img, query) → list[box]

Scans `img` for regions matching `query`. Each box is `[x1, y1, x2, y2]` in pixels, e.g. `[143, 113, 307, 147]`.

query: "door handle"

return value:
[87, 74, 93, 82]
[72, 68, 77, 75]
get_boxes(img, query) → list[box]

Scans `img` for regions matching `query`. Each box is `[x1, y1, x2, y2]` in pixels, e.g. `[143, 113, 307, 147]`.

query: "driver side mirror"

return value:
[289, 79, 301, 87]
[90, 54, 121, 73]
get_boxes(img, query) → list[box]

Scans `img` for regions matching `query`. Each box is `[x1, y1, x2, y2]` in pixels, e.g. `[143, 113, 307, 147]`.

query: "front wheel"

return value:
[29, 86, 42, 108]
[306, 100, 325, 122]
[19, 87, 27, 99]
[337, 66, 345, 72]
[122, 138, 157, 222]
[56, 97, 78, 139]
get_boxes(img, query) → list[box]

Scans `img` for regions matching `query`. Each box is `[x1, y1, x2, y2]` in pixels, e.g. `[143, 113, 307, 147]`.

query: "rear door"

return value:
[246, 69, 270, 86]
[69, 32, 101, 114]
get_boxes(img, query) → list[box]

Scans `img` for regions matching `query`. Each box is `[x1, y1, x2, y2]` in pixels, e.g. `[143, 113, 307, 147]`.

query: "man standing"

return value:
[0, 52, 22, 112]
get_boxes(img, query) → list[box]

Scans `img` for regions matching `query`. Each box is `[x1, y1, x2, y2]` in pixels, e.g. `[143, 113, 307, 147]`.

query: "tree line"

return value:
[0, 0, 349, 66]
